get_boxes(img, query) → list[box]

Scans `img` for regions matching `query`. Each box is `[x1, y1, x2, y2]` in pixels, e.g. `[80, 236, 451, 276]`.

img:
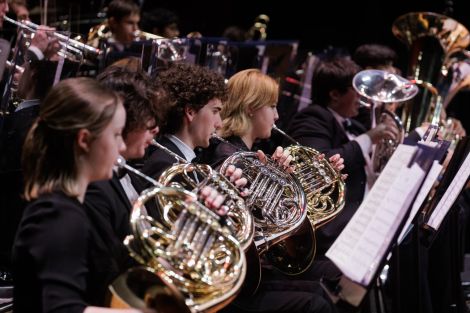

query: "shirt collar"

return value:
[15, 99, 41, 112]
[166, 134, 196, 162]
[327, 107, 347, 131]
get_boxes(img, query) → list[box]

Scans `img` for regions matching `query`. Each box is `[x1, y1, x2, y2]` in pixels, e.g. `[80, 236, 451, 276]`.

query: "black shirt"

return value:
[12, 191, 122, 313]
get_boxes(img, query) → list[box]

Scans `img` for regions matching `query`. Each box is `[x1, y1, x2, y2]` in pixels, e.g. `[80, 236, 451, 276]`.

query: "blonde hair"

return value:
[220, 69, 279, 137]
[22, 77, 121, 200]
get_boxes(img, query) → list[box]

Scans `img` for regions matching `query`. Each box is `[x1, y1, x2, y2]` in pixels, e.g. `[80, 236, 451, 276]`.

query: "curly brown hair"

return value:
[97, 66, 165, 138]
[155, 63, 226, 134]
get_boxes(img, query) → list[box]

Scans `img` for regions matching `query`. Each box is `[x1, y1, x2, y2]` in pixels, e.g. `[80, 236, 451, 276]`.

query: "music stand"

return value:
[322, 143, 444, 309]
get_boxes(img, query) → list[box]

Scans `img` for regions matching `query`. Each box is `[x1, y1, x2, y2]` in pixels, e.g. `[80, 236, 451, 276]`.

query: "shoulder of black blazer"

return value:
[288, 105, 349, 144]
[142, 136, 186, 183]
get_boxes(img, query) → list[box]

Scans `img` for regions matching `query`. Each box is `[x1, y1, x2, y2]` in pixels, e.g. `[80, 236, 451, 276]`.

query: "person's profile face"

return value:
[162, 23, 180, 38]
[332, 87, 360, 118]
[251, 104, 279, 140]
[86, 102, 127, 181]
[122, 120, 159, 160]
[188, 98, 223, 148]
[112, 13, 140, 44]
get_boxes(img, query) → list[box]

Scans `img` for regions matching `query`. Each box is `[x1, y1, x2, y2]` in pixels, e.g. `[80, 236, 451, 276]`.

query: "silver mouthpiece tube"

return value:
[116, 156, 159, 186]
[271, 125, 299, 145]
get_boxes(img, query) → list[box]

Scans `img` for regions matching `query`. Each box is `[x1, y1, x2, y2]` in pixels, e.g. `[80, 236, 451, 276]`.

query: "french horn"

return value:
[213, 135, 315, 275]
[111, 157, 247, 312]
[272, 125, 346, 228]
[352, 69, 418, 173]
[151, 140, 254, 251]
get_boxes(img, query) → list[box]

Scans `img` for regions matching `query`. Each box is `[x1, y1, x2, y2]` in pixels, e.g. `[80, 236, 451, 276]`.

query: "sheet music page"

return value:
[326, 145, 425, 286]
[398, 161, 443, 243]
[426, 151, 470, 230]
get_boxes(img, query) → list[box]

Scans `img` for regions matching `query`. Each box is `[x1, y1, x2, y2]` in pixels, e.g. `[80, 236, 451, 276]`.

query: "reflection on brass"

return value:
[272, 126, 346, 228]
[153, 140, 254, 251]
[353, 69, 418, 173]
[123, 186, 246, 312]
[392, 12, 470, 131]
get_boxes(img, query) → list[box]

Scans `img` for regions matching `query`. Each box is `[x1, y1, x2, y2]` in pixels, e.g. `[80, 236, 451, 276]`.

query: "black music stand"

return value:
[321, 143, 446, 311]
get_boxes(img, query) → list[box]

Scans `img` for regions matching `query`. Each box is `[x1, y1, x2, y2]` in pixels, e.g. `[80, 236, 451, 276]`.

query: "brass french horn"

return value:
[214, 135, 314, 275]
[352, 69, 419, 173]
[111, 157, 247, 312]
[151, 140, 254, 252]
[272, 125, 346, 228]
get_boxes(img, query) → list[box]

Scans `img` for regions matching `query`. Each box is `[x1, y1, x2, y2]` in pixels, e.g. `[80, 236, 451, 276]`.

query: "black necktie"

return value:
[342, 119, 363, 135]
[342, 119, 353, 132]
[115, 167, 127, 179]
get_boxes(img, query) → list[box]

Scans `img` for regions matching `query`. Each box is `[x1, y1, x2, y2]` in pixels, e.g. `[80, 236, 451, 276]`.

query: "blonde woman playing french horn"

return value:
[204, 68, 342, 313]
[208, 69, 345, 176]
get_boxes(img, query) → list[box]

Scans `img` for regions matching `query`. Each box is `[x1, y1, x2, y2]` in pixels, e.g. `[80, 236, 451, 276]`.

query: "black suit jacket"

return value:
[288, 104, 367, 255]
[85, 173, 133, 243]
[141, 136, 185, 187]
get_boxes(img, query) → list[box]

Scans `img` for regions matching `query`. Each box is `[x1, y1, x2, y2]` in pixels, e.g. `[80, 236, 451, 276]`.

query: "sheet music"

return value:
[398, 161, 443, 243]
[326, 145, 425, 286]
[426, 151, 470, 230]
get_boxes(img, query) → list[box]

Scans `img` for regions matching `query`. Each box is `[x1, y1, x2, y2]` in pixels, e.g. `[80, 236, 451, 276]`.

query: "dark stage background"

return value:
[26, 0, 470, 72]
[155, 0, 469, 71]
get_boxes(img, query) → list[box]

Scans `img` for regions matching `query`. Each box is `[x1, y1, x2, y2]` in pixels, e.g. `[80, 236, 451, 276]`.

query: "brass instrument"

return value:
[272, 125, 346, 228]
[87, 21, 111, 48]
[443, 49, 470, 108]
[352, 69, 418, 173]
[246, 14, 270, 41]
[392, 12, 470, 132]
[151, 140, 254, 251]
[4, 15, 101, 58]
[113, 157, 246, 312]
[213, 135, 315, 275]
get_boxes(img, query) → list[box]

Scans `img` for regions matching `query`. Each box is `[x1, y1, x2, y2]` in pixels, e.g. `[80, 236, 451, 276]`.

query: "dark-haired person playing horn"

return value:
[82, 67, 161, 302]
[141, 62, 248, 190]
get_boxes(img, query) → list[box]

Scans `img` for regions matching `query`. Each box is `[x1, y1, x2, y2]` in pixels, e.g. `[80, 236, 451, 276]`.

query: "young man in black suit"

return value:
[142, 62, 227, 179]
[288, 57, 398, 255]
[84, 66, 160, 246]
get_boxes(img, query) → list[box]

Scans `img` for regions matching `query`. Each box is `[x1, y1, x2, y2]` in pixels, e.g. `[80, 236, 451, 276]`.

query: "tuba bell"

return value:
[272, 125, 346, 228]
[111, 157, 247, 312]
[352, 69, 418, 173]
[392, 11, 470, 132]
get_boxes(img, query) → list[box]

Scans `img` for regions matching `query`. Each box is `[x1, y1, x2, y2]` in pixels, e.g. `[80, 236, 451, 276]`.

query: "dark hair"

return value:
[22, 77, 121, 200]
[222, 26, 246, 42]
[155, 63, 226, 134]
[107, 0, 140, 21]
[97, 66, 164, 137]
[141, 8, 179, 33]
[353, 44, 397, 69]
[311, 57, 360, 107]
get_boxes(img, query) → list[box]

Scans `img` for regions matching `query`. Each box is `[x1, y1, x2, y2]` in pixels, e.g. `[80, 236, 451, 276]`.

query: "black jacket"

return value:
[288, 104, 367, 255]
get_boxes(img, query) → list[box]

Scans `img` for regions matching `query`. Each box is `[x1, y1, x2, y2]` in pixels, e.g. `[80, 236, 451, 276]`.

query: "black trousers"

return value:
[221, 264, 337, 313]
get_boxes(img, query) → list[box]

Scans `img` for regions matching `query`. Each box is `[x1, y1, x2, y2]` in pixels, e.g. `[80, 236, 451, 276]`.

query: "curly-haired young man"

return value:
[142, 62, 227, 179]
